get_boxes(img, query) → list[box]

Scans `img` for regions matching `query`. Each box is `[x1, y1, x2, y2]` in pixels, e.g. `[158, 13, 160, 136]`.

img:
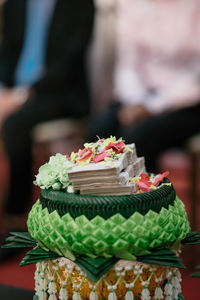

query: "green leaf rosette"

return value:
[27, 196, 190, 261]
[34, 153, 74, 191]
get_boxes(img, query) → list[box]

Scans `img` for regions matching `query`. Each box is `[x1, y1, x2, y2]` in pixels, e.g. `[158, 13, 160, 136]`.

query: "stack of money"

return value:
[68, 144, 146, 195]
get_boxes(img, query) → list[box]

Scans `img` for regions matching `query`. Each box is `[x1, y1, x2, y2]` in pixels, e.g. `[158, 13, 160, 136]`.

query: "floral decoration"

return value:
[34, 153, 74, 191]
[69, 136, 133, 166]
[131, 171, 170, 192]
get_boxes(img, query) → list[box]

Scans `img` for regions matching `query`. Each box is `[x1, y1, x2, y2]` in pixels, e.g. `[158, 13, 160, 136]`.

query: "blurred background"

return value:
[0, 0, 199, 299]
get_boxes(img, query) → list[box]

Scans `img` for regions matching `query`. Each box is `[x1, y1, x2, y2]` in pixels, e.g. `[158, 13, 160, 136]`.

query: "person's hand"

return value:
[118, 104, 152, 127]
[0, 88, 19, 126]
[0, 87, 30, 127]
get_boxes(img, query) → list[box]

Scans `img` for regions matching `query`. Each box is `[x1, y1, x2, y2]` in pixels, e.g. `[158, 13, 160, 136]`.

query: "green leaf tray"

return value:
[27, 195, 190, 260]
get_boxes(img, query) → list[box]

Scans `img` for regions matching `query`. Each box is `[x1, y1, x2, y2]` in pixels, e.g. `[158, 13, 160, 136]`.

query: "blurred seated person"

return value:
[0, 0, 94, 242]
[90, 0, 200, 172]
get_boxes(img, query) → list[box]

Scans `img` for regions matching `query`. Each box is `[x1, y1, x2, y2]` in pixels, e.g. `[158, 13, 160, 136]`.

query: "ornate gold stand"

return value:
[34, 258, 182, 299]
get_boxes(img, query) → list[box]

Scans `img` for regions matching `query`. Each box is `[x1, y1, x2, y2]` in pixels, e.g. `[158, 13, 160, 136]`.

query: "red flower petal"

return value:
[105, 142, 119, 152]
[117, 146, 125, 153]
[66, 154, 71, 160]
[77, 149, 92, 162]
[93, 152, 111, 163]
[116, 141, 126, 148]
[78, 148, 88, 156]
[140, 173, 151, 186]
[140, 173, 150, 181]
[137, 181, 151, 192]
[105, 142, 126, 154]
[153, 171, 170, 186]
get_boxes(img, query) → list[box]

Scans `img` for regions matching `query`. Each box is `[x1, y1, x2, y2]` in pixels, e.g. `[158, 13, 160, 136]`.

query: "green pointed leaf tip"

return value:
[27, 196, 190, 259]
[7, 231, 187, 280]
[191, 272, 200, 277]
[181, 232, 200, 245]
[8, 232, 187, 279]
[2, 232, 37, 249]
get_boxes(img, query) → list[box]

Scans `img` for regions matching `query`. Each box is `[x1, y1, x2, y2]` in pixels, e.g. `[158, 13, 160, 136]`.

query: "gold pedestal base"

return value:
[34, 258, 182, 299]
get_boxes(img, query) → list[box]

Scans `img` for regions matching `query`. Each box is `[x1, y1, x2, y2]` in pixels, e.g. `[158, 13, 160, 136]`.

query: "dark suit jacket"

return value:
[0, 0, 94, 116]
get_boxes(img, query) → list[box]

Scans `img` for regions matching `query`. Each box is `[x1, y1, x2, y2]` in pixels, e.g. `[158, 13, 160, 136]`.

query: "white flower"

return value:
[72, 292, 81, 300]
[59, 286, 68, 299]
[108, 292, 117, 300]
[125, 290, 134, 300]
[141, 287, 151, 300]
[164, 282, 173, 297]
[48, 281, 57, 294]
[89, 291, 98, 300]
[49, 295, 57, 300]
[154, 286, 163, 299]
